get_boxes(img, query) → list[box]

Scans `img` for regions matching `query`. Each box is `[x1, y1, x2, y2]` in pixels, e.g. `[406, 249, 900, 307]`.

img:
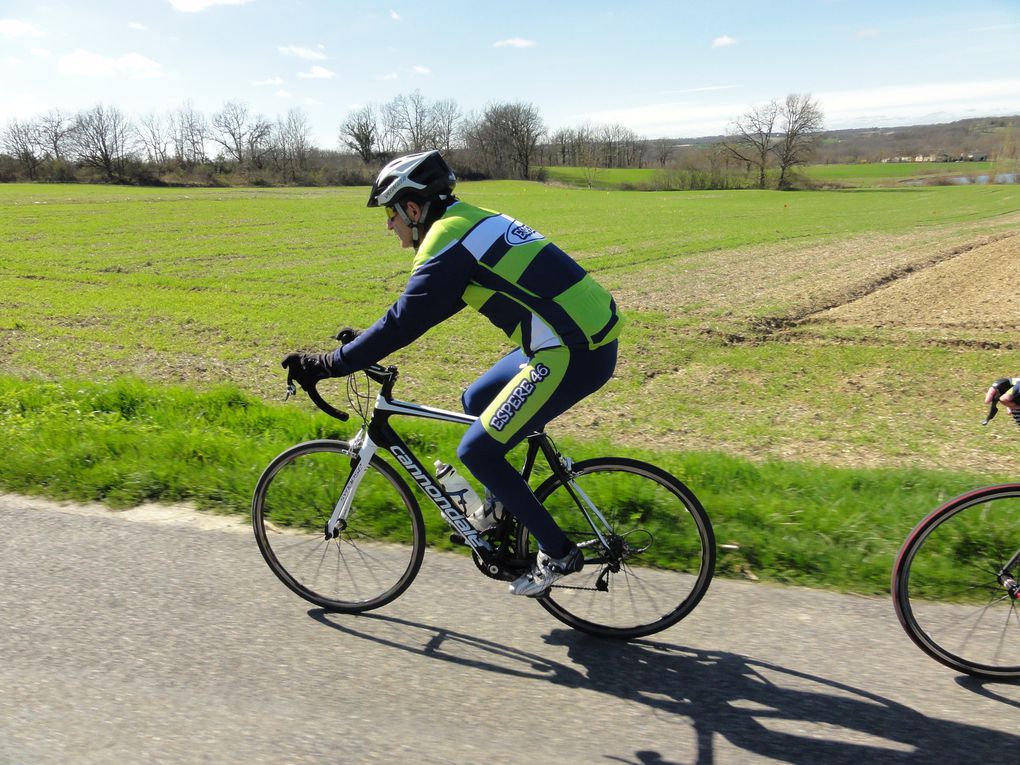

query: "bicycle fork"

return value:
[997, 548, 1020, 599]
[323, 429, 377, 540]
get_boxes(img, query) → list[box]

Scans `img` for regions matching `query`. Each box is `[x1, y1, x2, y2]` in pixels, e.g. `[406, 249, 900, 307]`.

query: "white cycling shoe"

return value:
[509, 547, 584, 597]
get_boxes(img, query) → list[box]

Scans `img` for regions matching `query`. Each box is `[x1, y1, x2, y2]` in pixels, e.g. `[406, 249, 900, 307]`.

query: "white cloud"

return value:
[586, 77, 1020, 138]
[817, 79, 1020, 127]
[494, 38, 536, 48]
[5, 56, 23, 65]
[169, 0, 254, 12]
[0, 19, 44, 37]
[412, 65, 431, 74]
[252, 76, 283, 86]
[378, 72, 398, 80]
[129, 22, 147, 30]
[274, 89, 291, 98]
[389, 10, 401, 21]
[58, 49, 163, 79]
[305, 97, 322, 105]
[856, 28, 880, 38]
[298, 65, 334, 79]
[711, 35, 736, 48]
[279, 45, 327, 60]
[30, 47, 51, 57]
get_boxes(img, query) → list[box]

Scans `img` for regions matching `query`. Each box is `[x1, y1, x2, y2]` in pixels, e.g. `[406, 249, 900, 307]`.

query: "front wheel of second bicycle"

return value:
[518, 457, 715, 639]
[252, 439, 426, 612]
[892, 483, 1020, 678]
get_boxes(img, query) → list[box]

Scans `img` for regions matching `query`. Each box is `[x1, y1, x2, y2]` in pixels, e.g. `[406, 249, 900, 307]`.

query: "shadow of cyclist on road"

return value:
[308, 610, 1020, 764]
[544, 628, 1020, 764]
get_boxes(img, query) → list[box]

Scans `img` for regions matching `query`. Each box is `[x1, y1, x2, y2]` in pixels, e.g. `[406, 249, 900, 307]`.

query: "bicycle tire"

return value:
[518, 457, 715, 639]
[892, 483, 1020, 678]
[253, 439, 426, 612]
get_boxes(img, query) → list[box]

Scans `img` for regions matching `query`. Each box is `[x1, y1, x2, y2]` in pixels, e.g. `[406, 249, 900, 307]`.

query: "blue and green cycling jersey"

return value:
[330, 201, 624, 374]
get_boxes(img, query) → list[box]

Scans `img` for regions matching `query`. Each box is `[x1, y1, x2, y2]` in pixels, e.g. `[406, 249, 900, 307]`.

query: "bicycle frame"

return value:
[321, 372, 590, 558]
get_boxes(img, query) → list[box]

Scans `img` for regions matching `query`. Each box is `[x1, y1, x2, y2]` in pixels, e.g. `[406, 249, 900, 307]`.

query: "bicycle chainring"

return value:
[472, 549, 519, 581]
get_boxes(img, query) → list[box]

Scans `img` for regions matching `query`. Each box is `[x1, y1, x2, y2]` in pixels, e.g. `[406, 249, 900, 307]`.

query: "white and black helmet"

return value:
[367, 150, 456, 208]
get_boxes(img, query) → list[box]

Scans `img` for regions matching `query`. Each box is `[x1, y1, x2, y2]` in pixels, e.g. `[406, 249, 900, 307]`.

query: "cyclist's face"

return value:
[386, 201, 421, 249]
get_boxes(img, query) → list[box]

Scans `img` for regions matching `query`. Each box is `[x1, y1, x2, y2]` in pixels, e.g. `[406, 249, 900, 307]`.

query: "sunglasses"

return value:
[385, 206, 398, 221]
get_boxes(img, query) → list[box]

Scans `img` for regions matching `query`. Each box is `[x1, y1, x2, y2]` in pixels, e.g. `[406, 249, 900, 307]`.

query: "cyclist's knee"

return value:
[460, 387, 480, 416]
[457, 426, 503, 471]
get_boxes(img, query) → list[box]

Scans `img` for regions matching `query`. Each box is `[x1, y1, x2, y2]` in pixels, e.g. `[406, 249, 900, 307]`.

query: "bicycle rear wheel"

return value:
[519, 457, 715, 639]
[252, 440, 425, 612]
[892, 484, 1020, 678]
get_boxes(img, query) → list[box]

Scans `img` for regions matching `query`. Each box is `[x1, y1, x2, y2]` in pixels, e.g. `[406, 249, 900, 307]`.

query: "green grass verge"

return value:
[1, 375, 995, 595]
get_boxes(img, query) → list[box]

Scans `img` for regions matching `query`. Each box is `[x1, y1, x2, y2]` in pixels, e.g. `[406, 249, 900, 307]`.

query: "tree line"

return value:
[1, 90, 826, 189]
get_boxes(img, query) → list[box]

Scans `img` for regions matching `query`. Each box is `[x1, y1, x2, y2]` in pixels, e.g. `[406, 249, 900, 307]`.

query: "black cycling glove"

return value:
[281, 351, 337, 388]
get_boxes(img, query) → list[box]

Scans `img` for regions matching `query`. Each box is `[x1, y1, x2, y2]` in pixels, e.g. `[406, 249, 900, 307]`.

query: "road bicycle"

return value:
[891, 380, 1020, 678]
[252, 348, 715, 639]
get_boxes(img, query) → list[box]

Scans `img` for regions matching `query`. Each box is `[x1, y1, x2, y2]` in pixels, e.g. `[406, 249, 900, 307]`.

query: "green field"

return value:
[542, 161, 1008, 190]
[3, 181, 1020, 594]
[802, 161, 1000, 186]
[541, 166, 663, 189]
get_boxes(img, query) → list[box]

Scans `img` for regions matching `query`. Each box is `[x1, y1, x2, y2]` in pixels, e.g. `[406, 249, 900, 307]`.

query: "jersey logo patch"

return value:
[505, 220, 546, 247]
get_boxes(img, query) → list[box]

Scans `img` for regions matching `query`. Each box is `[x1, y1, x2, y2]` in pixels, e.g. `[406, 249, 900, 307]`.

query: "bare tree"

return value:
[384, 90, 438, 152]
[723, 99, 779, 189]
[137, 111, 172, 167]
[169, 101, 208, 167]
[246, 114, 273, 170]
[72, 104, 135, 180]
[462, 101, 544, 180]
[210, 101, 254, 165]
[773, 94, 824, 188]
[272, 108, 313, 180]
[431, 98, 461, 153]
[2, 118, 43, 179]
[339, 105, 378, 162]
[501, 101, 545, 179]
[37, 109, 73, 162]
[652, 138, 674, 167]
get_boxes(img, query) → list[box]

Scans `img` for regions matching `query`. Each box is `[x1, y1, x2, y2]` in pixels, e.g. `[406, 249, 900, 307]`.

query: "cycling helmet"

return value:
[366, 150, 456, 208]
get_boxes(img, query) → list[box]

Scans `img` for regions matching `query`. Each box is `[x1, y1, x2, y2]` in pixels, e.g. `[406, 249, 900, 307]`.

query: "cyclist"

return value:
[282, 150, 624, 597]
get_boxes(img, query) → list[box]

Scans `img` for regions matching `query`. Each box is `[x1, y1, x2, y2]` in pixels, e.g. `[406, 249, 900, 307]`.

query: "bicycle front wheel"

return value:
[892, 484, 1020, 678]
[520, 457, 715, 639]
[252, 440, 425, 612]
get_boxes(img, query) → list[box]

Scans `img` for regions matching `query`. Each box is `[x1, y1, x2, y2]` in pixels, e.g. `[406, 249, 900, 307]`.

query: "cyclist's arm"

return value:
[327, 246, 472, 374]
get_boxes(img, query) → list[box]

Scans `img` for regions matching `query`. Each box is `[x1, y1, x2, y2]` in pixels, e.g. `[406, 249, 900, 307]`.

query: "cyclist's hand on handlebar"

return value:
[986, 378, 1018, 410]
[281, 351, 337, 389]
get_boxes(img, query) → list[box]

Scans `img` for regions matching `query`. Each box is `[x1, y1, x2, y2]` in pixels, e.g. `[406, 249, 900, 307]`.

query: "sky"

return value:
[1, 0, 1019, 148]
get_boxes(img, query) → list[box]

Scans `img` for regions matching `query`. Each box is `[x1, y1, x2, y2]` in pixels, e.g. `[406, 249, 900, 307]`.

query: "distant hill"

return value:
[671, 115, 1020, 165]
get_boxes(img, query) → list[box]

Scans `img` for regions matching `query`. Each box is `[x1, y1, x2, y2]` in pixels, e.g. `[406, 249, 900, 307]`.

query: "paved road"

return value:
[2, 494, 1019, 765]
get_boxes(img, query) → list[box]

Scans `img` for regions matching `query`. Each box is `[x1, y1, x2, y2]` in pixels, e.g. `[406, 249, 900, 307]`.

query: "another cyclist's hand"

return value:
[985, 378, 1019, 411]
[281, 351, 336, 388]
